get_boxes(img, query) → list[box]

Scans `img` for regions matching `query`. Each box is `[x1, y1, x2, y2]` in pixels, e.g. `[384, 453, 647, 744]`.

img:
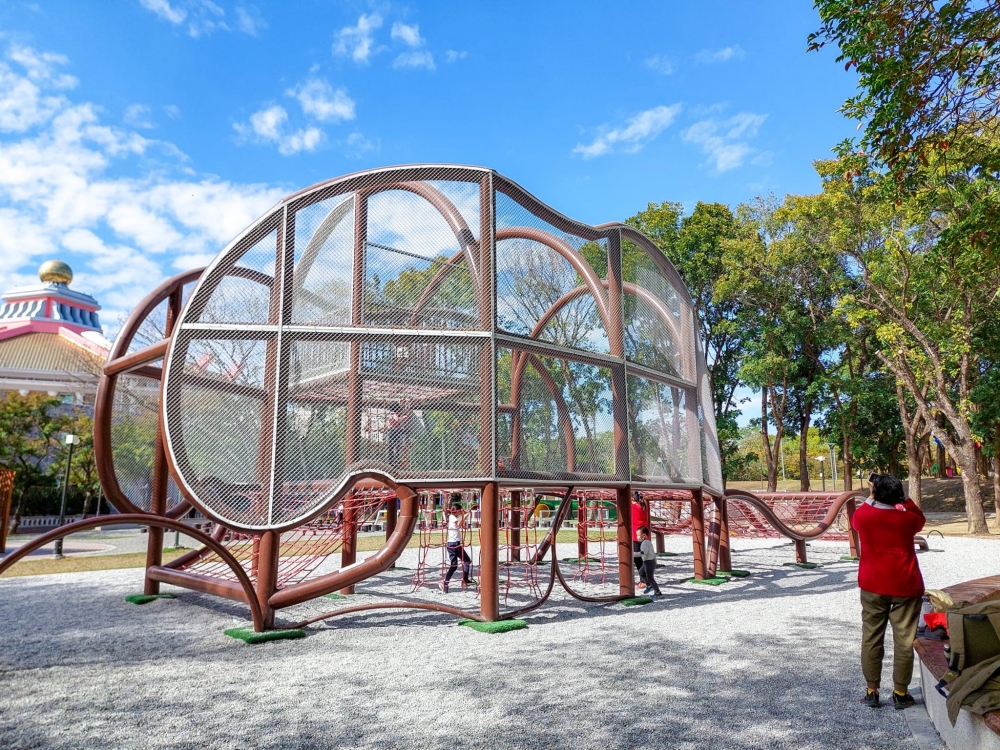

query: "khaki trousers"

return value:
[860, 589, 922, 692]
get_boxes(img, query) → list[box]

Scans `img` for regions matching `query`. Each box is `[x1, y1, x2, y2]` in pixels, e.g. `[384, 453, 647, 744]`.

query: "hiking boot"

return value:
[892, 692, 916, 710]
[439, 581, 449, 594]
[650, 593, 660, 601]
[861, 690, 880, 708]
[642, 586, 652, 595]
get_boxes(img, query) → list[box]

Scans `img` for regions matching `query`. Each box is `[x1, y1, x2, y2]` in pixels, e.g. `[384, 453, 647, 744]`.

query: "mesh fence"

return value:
[109, 369, 182, 512]
[497, 346, 619, 480]
[626, 374, 693, 483]
[495, 191, 611, 355]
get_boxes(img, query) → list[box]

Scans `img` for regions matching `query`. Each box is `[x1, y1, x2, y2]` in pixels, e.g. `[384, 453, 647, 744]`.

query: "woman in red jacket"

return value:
[631, 492, 650, 587]
[851, 473, 925, 710]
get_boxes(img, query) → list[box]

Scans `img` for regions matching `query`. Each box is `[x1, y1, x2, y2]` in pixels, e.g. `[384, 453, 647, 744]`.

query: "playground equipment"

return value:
[0, 166, 866, 631]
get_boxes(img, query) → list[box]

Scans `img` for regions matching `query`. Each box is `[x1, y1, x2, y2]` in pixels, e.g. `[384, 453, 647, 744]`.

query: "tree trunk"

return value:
[904, 432, 923, 508]
[992, 455, 1000, 532]
[936, 441, 947, 478]
[953, 444, 989, 534]
[842, 432, 853, 491]
[798, 406, 812, 492]
[761, 389, 780, 492]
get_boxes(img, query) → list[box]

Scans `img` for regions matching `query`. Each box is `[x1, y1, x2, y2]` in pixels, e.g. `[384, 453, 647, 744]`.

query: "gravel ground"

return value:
[0, 535, 995, 750]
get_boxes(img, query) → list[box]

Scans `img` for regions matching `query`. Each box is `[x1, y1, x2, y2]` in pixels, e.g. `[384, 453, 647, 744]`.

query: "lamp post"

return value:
[52, 433, 79, 559]
[816, 455, 826, 492]
[827, 443, 838, 490]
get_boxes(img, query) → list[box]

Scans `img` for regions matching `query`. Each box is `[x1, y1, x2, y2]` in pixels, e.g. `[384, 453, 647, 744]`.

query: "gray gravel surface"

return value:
[1, 535, 994, 750]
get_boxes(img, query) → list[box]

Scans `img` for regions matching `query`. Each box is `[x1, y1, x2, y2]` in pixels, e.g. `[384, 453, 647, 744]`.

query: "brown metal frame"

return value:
[88, 165, 737, 630]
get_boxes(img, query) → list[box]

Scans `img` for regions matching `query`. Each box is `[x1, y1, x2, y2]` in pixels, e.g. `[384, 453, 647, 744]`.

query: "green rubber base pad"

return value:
[458, 619, 527, 634]
[716, 570, 751, 578]
[561, 557, 600, 563]
[125, 593, 177, 605]
[840, 556, 860, 562]
[323, 592, 348, 599]
[685, 577, 728, 586]
[621, 596, 654, 606]
[656, 552, 679, 557]
[225, 627, 306, 644]
[783, 562, 821, 569]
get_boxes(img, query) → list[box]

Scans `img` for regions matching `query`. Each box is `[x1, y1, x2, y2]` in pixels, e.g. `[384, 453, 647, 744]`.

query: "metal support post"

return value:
[479, 481, 499, 621]
[691, 488, 706, 580]
[616, 486, 634, 598]
[340, 496, 358, 595]
[510, 489, 521, 562]
[255, 529, 280, 630]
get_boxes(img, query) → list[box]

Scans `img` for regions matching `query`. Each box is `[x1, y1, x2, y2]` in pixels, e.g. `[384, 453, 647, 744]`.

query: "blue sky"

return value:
[0, 1, 860, 423]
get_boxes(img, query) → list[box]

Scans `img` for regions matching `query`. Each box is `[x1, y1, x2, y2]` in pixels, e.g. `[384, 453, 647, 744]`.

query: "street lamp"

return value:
[815, 455, 826, 492]
[52, 433, 79, 559]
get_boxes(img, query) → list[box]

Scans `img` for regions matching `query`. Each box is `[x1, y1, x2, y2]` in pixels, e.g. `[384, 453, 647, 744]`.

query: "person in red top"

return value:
[631, 492, 650, 587]
[851, 473, 926, 711]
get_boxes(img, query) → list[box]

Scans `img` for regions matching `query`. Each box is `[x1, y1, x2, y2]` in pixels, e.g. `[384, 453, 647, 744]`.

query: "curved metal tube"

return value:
[94, 268, 203, 518]
[723, 489, 866, 541]
[0, 514, 265, 631]
[268, 479, 419, 609]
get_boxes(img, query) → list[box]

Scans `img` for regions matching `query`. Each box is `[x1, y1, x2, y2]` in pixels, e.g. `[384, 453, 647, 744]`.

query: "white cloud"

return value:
[164, 104, 181, 119]
[393, 51, 435, 70]
[0, 43, 283, 328]
[287, 78, 355, 123]
[345, 131, 378, 157]
[138, 0, 186, 25]
[695, 45, 745, 64]
[333, 13, 383, 64]
[235, 5, 266, 36]
[644, 54, 673, 75]
[234, 104, 324, 155]
[682, 111, 767, 171]
[7, 46, 78, 88]
[139, 0, 247, 39]
[444, 50, 467, 63]
[124, 103, 154, 129]
[391, 22, 424, 47]
[573, 104, 682, 158]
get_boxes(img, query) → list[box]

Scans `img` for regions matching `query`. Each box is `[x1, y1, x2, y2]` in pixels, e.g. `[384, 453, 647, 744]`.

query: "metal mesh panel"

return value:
[626, 374, 692, 483]
[698, 373, 723, 490]
[498, 346, 617, 479]
[494, 191, 610, 354]
[194, 226, 277, 324]
[364, 188, 479, 330]
[166, 336, 271, 527]
[109, 368, 182, 512]
[271, 338, 351, 526]
[621, 238, 684, 378]
[355, 336, 486, 479]
[291, 195, 354, 325]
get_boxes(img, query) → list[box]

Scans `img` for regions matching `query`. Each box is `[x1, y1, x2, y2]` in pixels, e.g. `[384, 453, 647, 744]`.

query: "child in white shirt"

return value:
[637, 526, 660, 599]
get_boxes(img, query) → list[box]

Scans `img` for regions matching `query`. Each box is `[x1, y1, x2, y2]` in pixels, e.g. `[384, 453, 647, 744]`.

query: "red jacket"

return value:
[851, 498, 925, 597]
[631, 501, 649, 542]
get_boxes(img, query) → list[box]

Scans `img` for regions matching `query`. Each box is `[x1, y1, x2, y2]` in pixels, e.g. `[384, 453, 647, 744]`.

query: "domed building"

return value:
[0, 261, 110, 405]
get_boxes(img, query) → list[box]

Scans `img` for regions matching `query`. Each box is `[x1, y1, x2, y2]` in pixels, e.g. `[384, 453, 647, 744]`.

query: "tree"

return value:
[811, 0, 1000, 183]
[716, 195, 840, 491]
[52, 413, 102, 516]
[816, 146, 1000, 533]
[0, 392, 68, 531]
[627, 201, 754, 484]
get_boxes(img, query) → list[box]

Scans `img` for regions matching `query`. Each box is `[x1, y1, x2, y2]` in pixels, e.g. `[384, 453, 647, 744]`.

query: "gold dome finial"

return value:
[39, 260, 73, 285]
